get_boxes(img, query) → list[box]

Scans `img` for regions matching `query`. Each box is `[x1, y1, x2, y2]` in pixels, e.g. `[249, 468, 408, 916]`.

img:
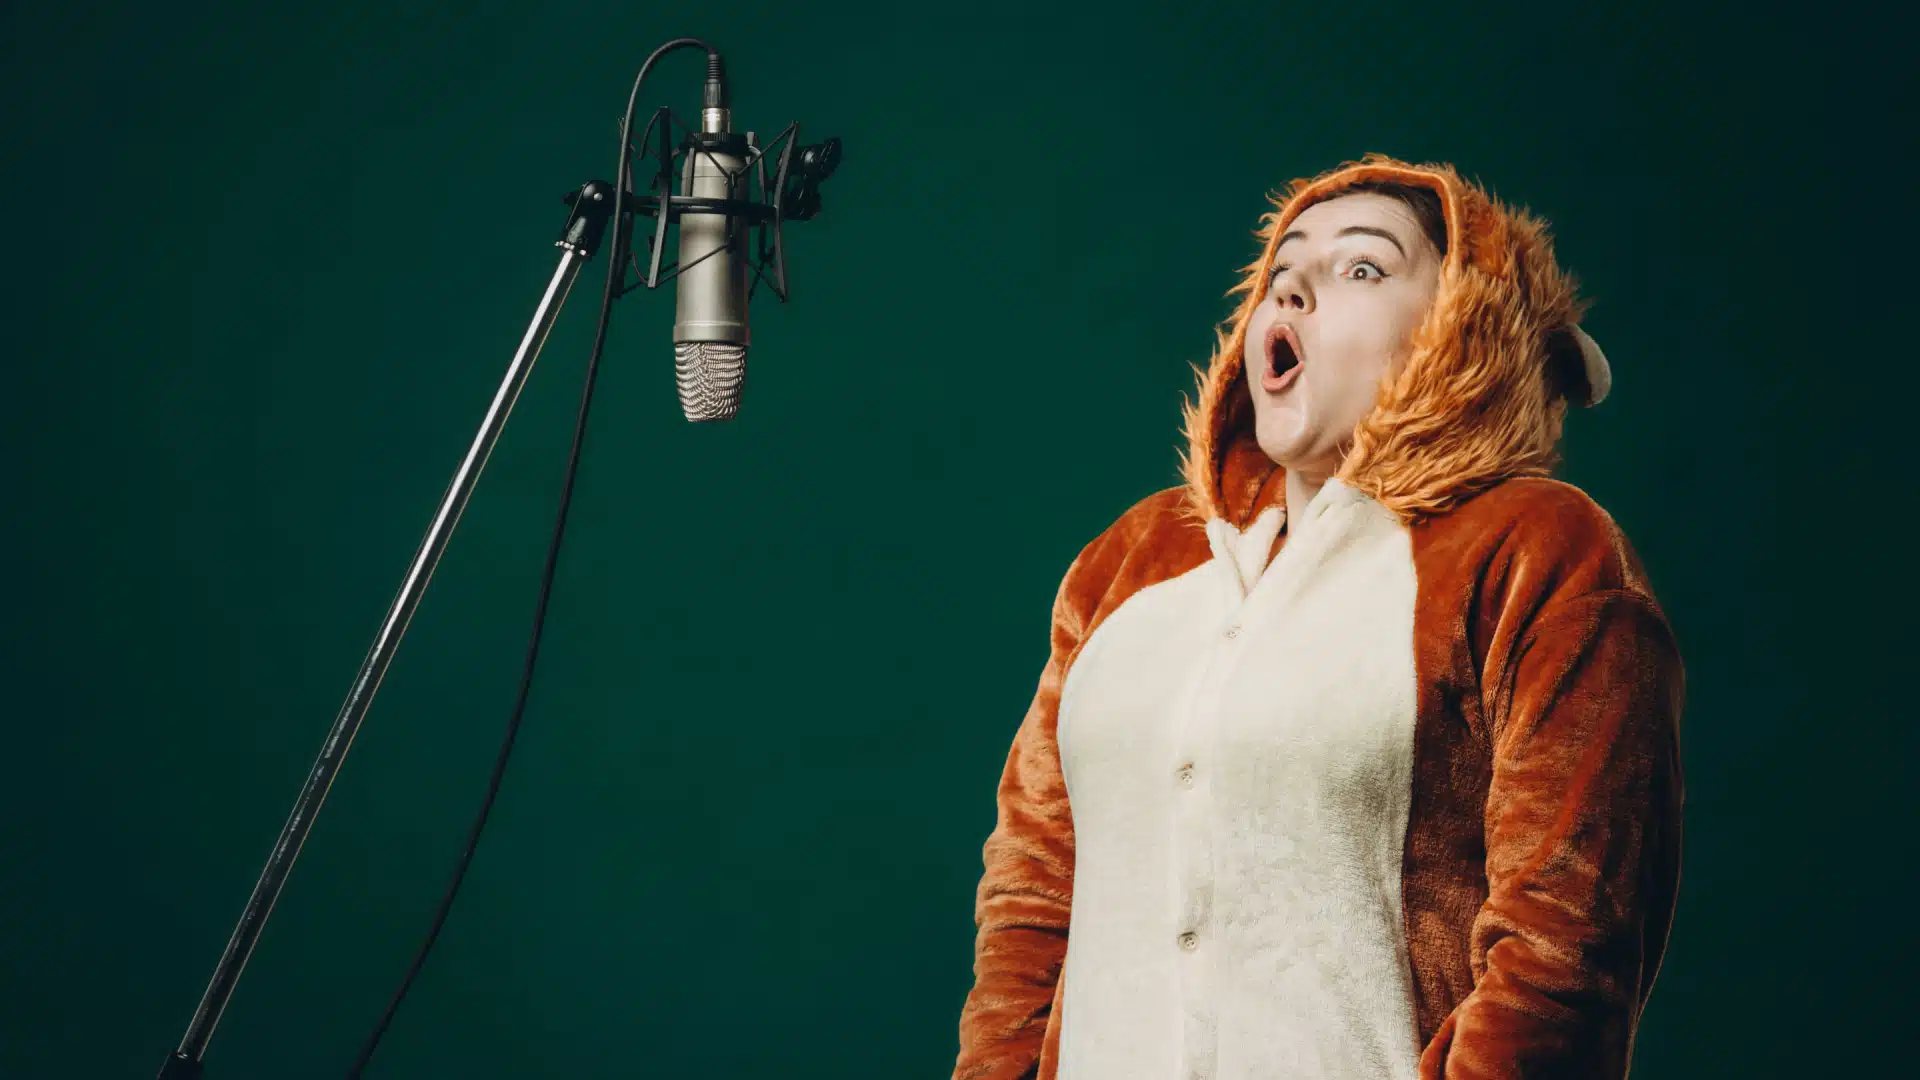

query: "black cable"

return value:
[345, 38, 716, 1078]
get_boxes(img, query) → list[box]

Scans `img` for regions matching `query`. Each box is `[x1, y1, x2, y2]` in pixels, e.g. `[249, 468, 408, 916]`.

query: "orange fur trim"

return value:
[1179, 154, 1593, 525]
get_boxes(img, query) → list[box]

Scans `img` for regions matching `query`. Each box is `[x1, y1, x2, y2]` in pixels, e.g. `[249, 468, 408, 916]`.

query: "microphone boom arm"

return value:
[153, 178, 616, 1080]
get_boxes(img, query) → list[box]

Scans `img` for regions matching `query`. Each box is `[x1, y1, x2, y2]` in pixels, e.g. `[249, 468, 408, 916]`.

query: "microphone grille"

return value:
[674, 341, 747, 422]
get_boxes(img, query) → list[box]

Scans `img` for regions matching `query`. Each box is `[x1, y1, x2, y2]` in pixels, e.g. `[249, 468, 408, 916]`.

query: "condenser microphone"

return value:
[673, 53, 749, 422]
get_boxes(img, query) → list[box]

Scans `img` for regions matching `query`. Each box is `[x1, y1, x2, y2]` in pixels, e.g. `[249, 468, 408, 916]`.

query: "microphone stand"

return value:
[152, 181, 611, 1080]
[152, 60, 839, 1076]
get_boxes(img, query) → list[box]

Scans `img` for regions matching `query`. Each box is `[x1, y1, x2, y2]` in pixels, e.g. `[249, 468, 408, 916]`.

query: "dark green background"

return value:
[5, 1, 1912, 1077]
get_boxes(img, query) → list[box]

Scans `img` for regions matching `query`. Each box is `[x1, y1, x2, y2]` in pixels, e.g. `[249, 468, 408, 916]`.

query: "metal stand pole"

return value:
[156, 180, 617, 1080]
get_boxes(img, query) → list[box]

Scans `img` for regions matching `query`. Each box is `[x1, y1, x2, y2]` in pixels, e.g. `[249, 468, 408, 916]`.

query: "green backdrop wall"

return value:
[5, 1, 1912, 1077]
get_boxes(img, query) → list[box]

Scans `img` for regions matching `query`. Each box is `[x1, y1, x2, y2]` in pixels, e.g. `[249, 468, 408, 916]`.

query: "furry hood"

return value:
[1177, 154, 1612, 527]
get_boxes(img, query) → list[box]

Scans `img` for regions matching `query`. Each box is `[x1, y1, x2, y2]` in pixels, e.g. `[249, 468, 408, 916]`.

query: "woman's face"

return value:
[1246, 192, 1444, 480]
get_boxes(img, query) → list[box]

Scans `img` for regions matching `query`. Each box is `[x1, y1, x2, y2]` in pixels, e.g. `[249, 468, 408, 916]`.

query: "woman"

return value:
[950, 154, 1686, 1080]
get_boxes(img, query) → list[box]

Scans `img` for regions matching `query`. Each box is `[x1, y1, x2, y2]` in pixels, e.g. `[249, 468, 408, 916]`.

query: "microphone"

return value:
[673, 53, 750, 422]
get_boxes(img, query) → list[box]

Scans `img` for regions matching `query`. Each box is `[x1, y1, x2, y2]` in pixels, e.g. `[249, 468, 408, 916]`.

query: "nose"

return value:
[1268, 266, 1313, 312]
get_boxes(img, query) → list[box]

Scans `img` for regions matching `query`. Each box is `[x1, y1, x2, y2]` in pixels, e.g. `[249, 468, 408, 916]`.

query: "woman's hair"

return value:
[1324, 180, 1449, 258]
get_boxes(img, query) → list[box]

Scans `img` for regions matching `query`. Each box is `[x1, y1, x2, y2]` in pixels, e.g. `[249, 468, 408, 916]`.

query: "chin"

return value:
[1254, 408, 1311, 467]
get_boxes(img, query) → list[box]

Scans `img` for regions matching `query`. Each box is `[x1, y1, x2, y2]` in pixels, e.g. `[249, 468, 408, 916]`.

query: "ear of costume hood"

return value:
[1177, 154, 1611, 527]
[1568, 327, 1611, 405]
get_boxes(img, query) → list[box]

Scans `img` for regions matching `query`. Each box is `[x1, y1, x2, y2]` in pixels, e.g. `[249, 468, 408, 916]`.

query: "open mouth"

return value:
[1261, 323, 1303, 392]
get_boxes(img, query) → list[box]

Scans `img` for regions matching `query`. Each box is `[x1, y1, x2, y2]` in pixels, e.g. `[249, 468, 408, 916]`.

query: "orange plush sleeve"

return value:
[950, 551, 1095, 1080]
[1420, 588, 1687, 1079]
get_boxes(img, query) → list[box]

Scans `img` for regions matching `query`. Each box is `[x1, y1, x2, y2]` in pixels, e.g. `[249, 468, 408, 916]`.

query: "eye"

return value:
[1344, 257, 1388, 281]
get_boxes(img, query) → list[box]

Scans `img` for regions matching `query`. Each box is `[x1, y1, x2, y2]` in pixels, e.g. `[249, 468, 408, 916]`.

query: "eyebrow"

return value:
[1273, 224, 1407, 258]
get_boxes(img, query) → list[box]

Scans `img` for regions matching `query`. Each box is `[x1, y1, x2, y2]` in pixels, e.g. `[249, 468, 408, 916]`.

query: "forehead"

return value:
[1280, 191, 1423, 241]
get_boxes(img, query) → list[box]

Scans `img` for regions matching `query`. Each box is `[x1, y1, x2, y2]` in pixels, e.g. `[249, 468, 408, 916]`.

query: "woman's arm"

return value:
[951, 560, 1091, 1080]
[1420, 588, 1687, 1080]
